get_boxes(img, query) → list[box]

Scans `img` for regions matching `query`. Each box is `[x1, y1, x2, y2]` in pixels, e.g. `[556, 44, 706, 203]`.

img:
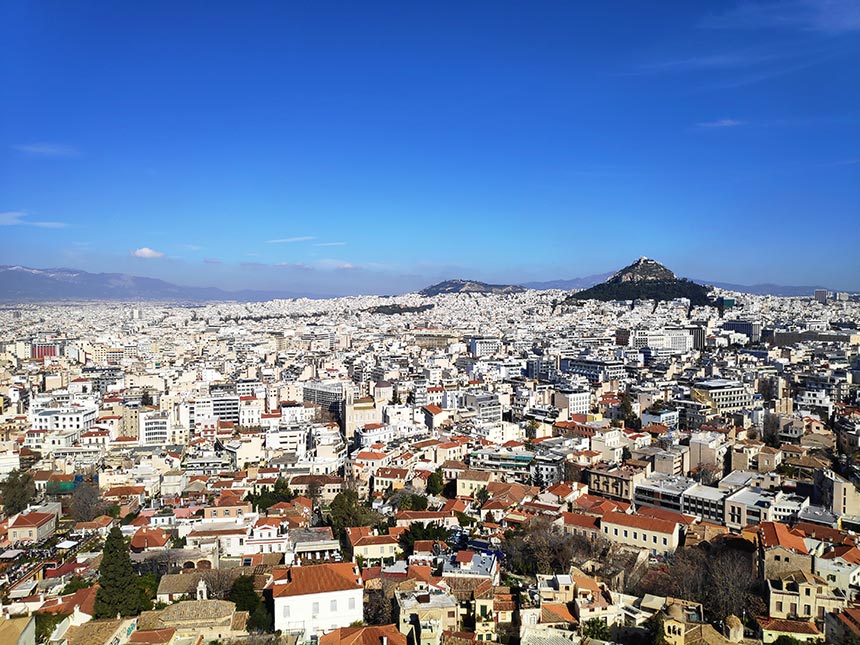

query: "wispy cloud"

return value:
[315, 258, 358, 271]
[12, 143, 79, 157]
[702, 0, 860, 34]
[180, 243, 204, 251]
[697, 118, 745, 128]
[132, 247, 164, 259]
[275, 262, 314, 270]
[0, 210, 67, 228]
[638, 51, 782, 74]
[314, 241, 347, 247]
[266, 236, 315, 243]
[203, 257, 222, 264]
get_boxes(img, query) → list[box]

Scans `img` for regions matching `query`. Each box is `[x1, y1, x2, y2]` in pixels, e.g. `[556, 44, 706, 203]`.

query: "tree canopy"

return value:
[399, 522, 450, 557]
[229, 575, 272, 632]
[329, 489, 382, 532]
[0, 469, 36, 515]
[94, 526, 151, 618]
[427, 470, 444, 496]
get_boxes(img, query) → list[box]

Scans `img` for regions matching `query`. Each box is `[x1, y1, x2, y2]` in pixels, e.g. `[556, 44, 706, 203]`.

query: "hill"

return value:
[0, 266, 318, 302]
[522, 271, 613, 291]
[569, 257, 712, 306]
[419, 279, 526, 297]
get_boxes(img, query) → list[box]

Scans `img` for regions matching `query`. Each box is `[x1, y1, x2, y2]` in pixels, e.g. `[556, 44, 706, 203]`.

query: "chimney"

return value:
[381, 637, 388, 645]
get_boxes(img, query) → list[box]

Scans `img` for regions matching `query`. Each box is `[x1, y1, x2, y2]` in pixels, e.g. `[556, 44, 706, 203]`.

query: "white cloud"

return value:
[315, 258, 358, 270]
[703, 0, 860, 33]
[275, 262, 314, 270]
[314, 241, 347, 247]
[12, 143, 79, 157]
[697, 118, 745, 128]
[266, 236, 315, 243]
[132, 247, 165, 259]
[0, 210, 67, 228]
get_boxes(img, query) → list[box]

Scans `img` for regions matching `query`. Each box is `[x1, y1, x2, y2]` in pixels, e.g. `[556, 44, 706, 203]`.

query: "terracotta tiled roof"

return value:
[602, 511, 677, 535]
[758, 521, 809, 554]
[320, 624, 407, 645]
[272, 563, 361, 597]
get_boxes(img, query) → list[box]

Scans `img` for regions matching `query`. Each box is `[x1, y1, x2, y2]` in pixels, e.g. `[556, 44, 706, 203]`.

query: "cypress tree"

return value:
[94, 526, 148, 618]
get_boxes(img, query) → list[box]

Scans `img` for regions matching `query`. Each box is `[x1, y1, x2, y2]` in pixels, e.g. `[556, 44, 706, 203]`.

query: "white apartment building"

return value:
[273, 563, 363, 640]
[139, 410, 171, 446]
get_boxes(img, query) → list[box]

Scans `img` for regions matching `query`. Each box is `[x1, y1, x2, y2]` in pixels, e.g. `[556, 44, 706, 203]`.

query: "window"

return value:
[776, 602, 783, 612]
[312, 602, 319, 615]
[330, 599, 337, 612]
[662, 538, 667, 546]
[283, 605, 290, 618]
[349, 597, 356, 610]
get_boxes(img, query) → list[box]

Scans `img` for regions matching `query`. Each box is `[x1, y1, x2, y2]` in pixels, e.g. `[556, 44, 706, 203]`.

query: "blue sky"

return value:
[1, 1, 858, 295]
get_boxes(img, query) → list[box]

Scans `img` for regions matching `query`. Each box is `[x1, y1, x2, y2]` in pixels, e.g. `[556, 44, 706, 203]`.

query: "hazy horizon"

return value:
[2, 2, 859, 293]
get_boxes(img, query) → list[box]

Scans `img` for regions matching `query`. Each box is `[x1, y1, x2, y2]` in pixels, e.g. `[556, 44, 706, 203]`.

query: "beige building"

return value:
[351, 534, 401, 565]
[768, 571, 847, 620]
[457, 470, 493, 498]
[585, 464, 648, 503]
[8, 511, 56, 543]
[600, 511, 680, 555]
[396, 585, 459, 645]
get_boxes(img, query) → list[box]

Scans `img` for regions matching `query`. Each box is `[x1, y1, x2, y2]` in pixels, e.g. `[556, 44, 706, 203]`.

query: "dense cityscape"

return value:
[1, 256, 860, 645]
[3, 1, 858, 644]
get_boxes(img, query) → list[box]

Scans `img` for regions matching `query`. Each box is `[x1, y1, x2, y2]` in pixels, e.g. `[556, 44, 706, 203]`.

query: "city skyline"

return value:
[2, 1, 859, 293]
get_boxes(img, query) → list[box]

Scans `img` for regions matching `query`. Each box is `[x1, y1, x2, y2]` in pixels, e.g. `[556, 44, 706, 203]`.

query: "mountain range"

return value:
[0, 264, 842, 302]
[0, 266, 317, 302]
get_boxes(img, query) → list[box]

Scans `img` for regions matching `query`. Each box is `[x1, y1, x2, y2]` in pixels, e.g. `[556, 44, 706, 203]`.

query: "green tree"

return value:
[399, 522, 450, 557]
[61, 576, 94, 595]
[398, 494, 428, 511]
[475, 487, 490, 505]
[772, 637, 802, 645]
[94, 526, 150, 618]
[0, 469, 36, 515]
[35, 613, 66, 643]
[427, 470, 444, 496]
[229, 575, 260, 612]
[620, 391, 641, 429]
[581, 617, 611, 640]
[140, 390, 153, 406]
[329, 490, 381, 532]
[229, 575, 272, 632]
[273, 477, 293, 501]
[621, 446, 632, 462]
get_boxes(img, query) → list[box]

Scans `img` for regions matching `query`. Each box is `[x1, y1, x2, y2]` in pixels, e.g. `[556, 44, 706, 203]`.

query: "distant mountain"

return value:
[522, 272, 613, 291]
[695, 280, 830, 297]
[0, 266, 318, 301]
[419, 279, 526, 297]
[569, 257, 712, 306]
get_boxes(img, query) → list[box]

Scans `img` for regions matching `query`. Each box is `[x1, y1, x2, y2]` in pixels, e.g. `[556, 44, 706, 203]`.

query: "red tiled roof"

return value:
[272, 563, 362, 597]
[602, 511, 677, 535]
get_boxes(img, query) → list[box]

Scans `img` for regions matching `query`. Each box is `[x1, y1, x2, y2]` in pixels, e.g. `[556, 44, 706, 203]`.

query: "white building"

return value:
[273, 562, 363, 640]
[139, 410, 171, 446]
